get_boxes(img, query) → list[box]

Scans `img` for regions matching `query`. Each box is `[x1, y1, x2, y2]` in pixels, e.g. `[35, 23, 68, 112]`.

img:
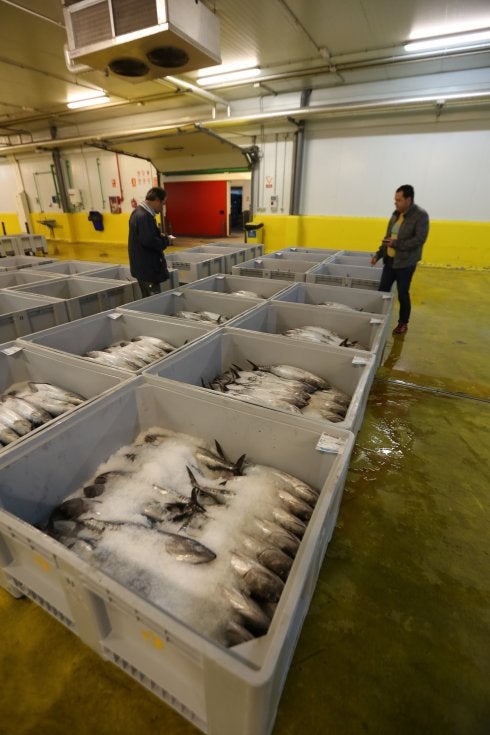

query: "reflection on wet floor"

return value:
[0, 262, 489, 735]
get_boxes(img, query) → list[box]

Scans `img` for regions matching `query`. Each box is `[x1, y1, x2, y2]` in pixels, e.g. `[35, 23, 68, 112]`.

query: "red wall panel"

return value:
[164, 181, 227, 237]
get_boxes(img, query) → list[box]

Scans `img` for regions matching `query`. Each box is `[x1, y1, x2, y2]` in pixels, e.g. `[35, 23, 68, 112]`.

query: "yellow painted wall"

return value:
[0, 213, 21, 234]
[1, 211, 488, 268]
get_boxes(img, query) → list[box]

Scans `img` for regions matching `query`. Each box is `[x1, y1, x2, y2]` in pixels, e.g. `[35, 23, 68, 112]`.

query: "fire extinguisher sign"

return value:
[265, 175, 273, 189]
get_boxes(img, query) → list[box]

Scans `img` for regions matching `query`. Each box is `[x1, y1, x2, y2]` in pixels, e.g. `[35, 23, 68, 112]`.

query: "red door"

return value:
[164, 181, 227, 237]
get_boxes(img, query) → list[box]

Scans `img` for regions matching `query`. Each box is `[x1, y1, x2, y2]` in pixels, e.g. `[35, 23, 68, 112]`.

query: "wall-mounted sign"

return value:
[265, 175, 273, 189]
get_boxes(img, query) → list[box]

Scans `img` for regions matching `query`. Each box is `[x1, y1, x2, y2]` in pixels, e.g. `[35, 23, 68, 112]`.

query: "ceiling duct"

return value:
[63, 0, 221, 80]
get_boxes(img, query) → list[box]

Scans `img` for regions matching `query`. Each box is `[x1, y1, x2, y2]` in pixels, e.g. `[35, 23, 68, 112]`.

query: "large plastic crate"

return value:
[19, 309, 216, 373]
[8, 277, 135, 320]
[271, 281, 394, 317]
[119, 288, 260, 324]
[306, 262, 383, 290]
[29, 259, 111, 276]
[182, 274, 292, 299]
[0, 375, 354, 735]
[0, 237, 18, 257]
[83, 265, 179, 300]
[0, 270, 64, 290]
[278, 247, 340, 257]
[208, 241, 264, 258]
[0, 292, 68, 341]
[145, 327, 375, 433]
[232, 258, 318, 282]
[0, 341, 129, 457]
[226, 299, 388, 364]
[263, 250, 333, 263]
[0, 255, 58, 271]
[182, 245, 249, 272]
[164, 252, 225, 284]
[331, 254, 383, 267]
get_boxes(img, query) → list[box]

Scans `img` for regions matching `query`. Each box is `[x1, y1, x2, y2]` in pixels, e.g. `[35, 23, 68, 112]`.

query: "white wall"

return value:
[301, 127, 490, 221]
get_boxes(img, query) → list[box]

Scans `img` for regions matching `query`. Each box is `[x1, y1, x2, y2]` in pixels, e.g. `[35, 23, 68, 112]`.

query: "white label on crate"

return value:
[255, 259, 263, 264]
[2, 346, 22, 355]
[316, 433, 345, 453]
[108, 312, 122, 320]
[217, 275, 225, 280]
[352, 355, 369, 366]
[382, 293, 393, 299]
[174, 291, 184, 297]
[369, 318, 383, 325]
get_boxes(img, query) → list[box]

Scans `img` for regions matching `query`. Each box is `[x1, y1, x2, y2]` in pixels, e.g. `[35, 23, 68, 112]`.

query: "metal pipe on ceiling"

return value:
[1, 90, 490, 157]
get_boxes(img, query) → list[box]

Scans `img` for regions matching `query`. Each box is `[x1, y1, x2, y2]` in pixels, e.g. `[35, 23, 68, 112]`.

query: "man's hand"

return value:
[370, 255, 378, 266]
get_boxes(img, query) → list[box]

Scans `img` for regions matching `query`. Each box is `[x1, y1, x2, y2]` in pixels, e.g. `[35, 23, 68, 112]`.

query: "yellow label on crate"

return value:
[33, 554, 51, 572]
[141, 629, 165, 650]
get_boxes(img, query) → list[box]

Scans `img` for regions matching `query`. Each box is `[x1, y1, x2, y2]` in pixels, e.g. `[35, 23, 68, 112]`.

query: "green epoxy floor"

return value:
[0, 265, 489, 735]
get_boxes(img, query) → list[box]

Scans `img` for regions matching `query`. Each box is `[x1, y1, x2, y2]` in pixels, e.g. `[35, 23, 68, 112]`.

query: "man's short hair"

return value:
[396, 185, 414, 201]
[146, 186, 167, 202]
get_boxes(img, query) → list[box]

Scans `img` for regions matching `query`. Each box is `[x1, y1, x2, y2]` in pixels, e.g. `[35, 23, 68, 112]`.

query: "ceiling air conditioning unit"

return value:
[63, 0, 221, 79]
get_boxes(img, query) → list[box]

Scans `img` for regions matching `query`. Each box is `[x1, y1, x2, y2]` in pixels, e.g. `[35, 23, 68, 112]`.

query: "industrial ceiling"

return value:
[1, 1, 490, 173]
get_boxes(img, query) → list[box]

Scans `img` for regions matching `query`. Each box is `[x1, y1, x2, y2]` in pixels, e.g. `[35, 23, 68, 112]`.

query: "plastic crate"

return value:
[263, 250, 333, 263]
[145, 327, 375, 434]
[0, 375, 354, 735]
[0, 237, 18, 258]
[332, 254, 383, 266]
[278, 247, 340, 257]
[0, 270, 64, 290]
[181, 274, 293, 299]
[232, 259, 319, 282]
[29, 259, 112, 276]
[119, 289, 260, 324]
[0, 255, 58, 271]
[0, 340, 129, 456]
[8, 277, 135, 321]
[19, 310, 216, 373]
[182, 246, 249, 272]
[84, 265, 179, 300]
[0, 292, 68, 341]
[271, 281, 394, 317]
[208, 241, 264, 259]
[306, 262, 383, 290]
[164, 252, 225, 284]
[226, 299, 388, 363]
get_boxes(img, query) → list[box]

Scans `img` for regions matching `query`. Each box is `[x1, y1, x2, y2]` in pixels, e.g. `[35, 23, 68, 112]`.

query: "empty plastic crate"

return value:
[8, 277, 134, 320]
[278, 247, 340, 257]
[19, 310, 216, 373]
[0, 375, 354, 735]
[29, 259, 112, 276]
[0, 340, 129, 457]
[83, 265, 178, 300]
[208, 241, 264, 258]
[183, 245, 251, 272]
[145, 327, 375, 433]
[182, 274, 292, 299]
[0, 292, 68, 341]
[332, 254, 383, 266]
[0, 256, 58, 271]
[119, 289, 260, 324]
[271, 281, 394, 317]
[232, 258, 318, 282]
[164, 252, 225, 284]
[226, 300, 388, 364]
[263, 250, 334, 263]
[307, 262, 383, 290]
[0, 237, 17, 258]
[0, 270, 64, 290]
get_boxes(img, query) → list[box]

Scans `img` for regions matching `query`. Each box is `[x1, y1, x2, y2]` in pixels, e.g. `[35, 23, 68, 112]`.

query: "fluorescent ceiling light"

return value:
[405, 28, 490, 52]
[66, 95, 110, 109]
[197, 67, 260, 86]
[197, 59, 258, 77]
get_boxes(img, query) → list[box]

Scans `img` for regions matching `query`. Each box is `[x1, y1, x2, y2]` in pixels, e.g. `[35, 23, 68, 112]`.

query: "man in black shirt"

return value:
[128, 187, 170, 298]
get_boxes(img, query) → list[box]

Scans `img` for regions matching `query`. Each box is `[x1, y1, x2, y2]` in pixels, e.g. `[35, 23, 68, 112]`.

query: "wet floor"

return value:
[0, 263, 489, 735]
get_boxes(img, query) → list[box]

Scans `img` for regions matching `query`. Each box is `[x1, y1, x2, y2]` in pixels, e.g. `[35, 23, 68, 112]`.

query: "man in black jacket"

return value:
[128, 187, 170, 298]
[371, 184, 429, 335]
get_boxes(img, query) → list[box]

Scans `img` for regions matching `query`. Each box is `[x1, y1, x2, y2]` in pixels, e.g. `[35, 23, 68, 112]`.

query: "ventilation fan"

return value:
[63, 0, 221, 79]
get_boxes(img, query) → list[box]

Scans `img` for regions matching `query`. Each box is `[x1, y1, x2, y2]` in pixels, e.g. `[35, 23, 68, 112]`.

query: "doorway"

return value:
[230, 186, 243, 232]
